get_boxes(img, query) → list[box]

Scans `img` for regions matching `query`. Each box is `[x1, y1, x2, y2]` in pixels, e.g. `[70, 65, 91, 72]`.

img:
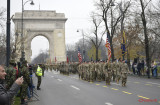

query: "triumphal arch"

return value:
[12, 10, 67, 63]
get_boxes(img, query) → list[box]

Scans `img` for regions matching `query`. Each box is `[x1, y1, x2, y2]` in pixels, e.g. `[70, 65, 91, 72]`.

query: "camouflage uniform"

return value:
[19, 60, 31, 104]
[5, 63, 17, 90]
[104, 62, 112, 85]
[90, 62, 95, 82]
[121, 62, 128, 87]
[116, 62, 121, 84]
[5, 60, 17, 104]
[95, 63, 101, 82]
[112, 62, 117, 81]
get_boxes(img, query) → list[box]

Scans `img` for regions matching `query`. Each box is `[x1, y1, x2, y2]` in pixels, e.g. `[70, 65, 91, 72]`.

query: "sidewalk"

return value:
[128, 73, 160, 79]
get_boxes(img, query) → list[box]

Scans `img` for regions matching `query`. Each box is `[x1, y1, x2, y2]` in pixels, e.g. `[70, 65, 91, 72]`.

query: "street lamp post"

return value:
[20, 0, 34, 62]
[77, 29, 85, 62]
[6, 0, 11, 67]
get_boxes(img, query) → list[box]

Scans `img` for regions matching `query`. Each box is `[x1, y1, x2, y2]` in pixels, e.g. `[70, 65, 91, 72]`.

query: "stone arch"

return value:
[26, 32, 51, 62]
[12, 10, 67, 63]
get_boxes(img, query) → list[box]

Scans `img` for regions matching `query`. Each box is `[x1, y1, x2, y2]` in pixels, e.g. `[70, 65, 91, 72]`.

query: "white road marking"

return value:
[51, 76, 54, 77]
[105, 102, 113, 105]
[70, 85, 80, 90]
[111, 83, 120, 86]
[147, 82, 160, 85]
[57, 79, 62, 81]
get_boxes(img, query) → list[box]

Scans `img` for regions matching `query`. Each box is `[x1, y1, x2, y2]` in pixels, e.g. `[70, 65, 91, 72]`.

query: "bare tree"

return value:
[0, 7, 6, 32]
[139, 0, 152, 78]
[88, 12, 105, 62]
[94, 0, 131, 61]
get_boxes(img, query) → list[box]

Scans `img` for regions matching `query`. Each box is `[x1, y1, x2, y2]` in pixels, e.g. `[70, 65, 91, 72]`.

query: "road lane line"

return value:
[57, 79, 62, 81]
[111, 88, 118, 90]
[96, 84, 100, 85]
[147, 82, 160, 85]
[137, 95, 150, 99]
[145, 84, 152, 86]
[134, 82, 140, 84]
[103, 86, 108, 88]
[111, 83, 120, 86]
[122, 91, 132, 95]
[70, 85, 80, 90]
[51, 76, 54, 77]
[105, 102, 113, 105]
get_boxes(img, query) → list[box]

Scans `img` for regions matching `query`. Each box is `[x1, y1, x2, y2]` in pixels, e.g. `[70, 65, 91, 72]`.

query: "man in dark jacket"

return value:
[0, 65, 23, 105]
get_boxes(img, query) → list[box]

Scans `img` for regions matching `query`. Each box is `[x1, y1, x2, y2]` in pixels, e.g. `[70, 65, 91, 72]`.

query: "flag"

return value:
[105, 32, 111, 62]
[78, 47, 82, 63]
[121, 31, 126, 56]
[55, 56, 57, 62]
[67, 55, 69, 63]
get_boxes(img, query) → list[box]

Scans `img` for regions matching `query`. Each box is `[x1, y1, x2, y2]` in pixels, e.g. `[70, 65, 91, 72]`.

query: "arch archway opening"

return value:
[31, 35, 49, 64]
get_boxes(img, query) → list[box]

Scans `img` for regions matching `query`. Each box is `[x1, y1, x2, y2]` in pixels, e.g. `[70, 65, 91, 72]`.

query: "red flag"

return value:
[105, 32, 111, 62]
[67, 56, 69, 63]
[78, 47, 82, 63]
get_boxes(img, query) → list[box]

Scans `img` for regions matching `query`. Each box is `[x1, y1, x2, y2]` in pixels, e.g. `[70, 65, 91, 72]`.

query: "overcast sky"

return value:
[0, 0, 97, 59]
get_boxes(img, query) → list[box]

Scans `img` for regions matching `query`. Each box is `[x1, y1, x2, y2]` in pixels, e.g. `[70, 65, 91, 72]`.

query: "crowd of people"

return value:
[51, 60, 129, 87]
[132, 60, 158, 78]
[0, 58, 158, 105]
[0, 60, 45, 105]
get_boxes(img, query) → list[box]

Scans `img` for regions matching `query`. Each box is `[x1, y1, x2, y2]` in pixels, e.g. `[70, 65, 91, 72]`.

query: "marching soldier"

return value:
[116, 61, 121, 84]
[112, 61, 117, 82]
[106, 62, 112, 85]
[121, 60, 129, 87]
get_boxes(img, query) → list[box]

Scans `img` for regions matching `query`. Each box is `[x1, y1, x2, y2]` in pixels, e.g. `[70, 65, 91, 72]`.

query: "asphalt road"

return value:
[29, 70, 160, 105]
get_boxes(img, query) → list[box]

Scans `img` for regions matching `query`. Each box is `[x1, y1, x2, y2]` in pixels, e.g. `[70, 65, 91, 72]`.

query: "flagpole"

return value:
[120, 0, 125, 61]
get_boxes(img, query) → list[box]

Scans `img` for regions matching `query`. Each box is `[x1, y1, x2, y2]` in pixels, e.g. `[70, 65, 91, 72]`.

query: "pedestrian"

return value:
[132, 62, 135, 75]
[137, 61, 141, 76]
[153, 61, 158, 78]
[36, 64, 42, 90]
[0, 65, 23, 105]
[141, 60, 145, 76]
[151, 61, 154, 77]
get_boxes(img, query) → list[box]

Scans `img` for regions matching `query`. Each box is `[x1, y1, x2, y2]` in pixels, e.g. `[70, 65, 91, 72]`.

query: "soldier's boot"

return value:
[113, 76, 115, 82]
[117, 79, 119, 84]
[108, 82, 110, 85]
[122, 81, 125, 87]
[124, 82, 126, 87]
[37, 86, 41, 90]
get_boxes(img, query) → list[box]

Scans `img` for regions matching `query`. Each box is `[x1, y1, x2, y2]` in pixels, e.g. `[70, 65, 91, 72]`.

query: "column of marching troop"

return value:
[45, 60, 129, 87]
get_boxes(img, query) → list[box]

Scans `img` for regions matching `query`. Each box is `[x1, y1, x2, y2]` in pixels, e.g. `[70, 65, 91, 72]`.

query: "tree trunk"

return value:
[96, 46, 99, 62]
[140, 0, 151, 78]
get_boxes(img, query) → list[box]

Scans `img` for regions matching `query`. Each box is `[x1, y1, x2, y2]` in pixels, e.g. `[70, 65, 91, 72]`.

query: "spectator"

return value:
[141, 60, 145, 76]
[132, 62, 136, 75]
[153, 61, 158, 78]
[151, 61, 154, 77]
[0, 65, 23, 105]
[137, 61, 141, 76]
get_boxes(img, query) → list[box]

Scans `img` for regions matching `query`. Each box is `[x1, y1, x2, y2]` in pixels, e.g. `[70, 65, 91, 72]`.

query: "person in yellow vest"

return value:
[36, 64, 42, 90]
